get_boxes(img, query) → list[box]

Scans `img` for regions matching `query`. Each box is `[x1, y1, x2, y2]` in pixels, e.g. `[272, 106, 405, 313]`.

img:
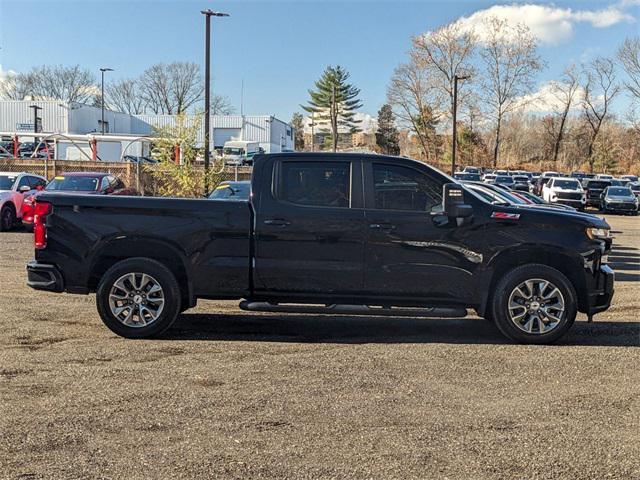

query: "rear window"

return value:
[495, 176, 514, 184]
[46, 176, 100, 191]
[279, 161, 350, 208]
[513, 176, 529, 182]
[586, 181, 610, 189]
[552, 179, 580, 189]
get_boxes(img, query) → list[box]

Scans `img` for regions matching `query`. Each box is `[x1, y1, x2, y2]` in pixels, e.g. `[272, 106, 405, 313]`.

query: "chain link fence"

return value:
[0, 158, 252, 196]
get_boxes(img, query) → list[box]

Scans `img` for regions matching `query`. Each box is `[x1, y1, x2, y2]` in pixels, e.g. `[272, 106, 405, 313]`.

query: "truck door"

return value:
[363, 160, 483, 302]
[253, 157, 365, 294]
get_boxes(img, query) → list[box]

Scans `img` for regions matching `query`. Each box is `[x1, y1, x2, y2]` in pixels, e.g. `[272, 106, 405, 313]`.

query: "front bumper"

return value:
[602, 202, 638, 212]
[26, 261, 64, 292]
[586, 264, 615, 315]
[551, 197, 585, 207]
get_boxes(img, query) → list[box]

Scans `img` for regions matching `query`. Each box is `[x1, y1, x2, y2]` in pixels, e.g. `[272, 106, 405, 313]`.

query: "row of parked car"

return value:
[454, 167, 640, 214]
[0, 171, 137, 231]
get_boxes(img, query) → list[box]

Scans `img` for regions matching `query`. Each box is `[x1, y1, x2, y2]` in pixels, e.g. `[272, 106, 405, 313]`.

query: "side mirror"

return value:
[19, 185, 31, 193]
[443, 183, 473, 220]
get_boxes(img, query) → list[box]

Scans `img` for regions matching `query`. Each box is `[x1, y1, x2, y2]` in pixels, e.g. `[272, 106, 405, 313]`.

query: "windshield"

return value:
[46, 176, 100, 191]
[0, 175, 17, 190]
[209, 182, 250, 200]
[223, 147, 244, 156]
[513, 176, 528, 182]
[553, 179, 581, 189]
[495, 175, 514, 184]
[465, 184, 524, 205]
[607, 187, 633, 196]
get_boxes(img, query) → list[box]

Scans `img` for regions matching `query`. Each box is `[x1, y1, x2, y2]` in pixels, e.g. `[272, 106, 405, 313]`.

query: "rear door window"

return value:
[278, 161, 351, 208]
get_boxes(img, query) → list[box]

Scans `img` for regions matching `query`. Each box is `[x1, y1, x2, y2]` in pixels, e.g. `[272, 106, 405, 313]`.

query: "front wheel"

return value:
[96, 258, 181, 338]
[0, 204, 15, 231]
[490, 264, 577, 344]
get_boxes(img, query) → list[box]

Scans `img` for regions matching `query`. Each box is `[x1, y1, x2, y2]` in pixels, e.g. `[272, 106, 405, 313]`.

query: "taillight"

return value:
[33, 201, 52, 250]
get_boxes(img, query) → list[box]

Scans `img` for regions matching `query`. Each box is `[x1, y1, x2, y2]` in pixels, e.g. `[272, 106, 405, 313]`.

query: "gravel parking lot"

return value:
[1, 214, 638, 479]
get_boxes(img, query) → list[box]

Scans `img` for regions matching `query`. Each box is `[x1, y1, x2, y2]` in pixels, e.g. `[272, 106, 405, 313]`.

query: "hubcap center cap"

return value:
[529, 301, 540, 311]
[133, 295, 143, 304]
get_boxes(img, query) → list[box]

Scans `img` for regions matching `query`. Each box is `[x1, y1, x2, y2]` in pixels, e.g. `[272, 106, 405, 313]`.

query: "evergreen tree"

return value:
[302, 65, 363, 152]
[375, 104, 400, 155]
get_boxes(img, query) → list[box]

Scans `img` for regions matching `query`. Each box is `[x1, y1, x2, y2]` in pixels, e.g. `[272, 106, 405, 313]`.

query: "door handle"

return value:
[369, 223, 396, 230]
[264, 219, 291, 227]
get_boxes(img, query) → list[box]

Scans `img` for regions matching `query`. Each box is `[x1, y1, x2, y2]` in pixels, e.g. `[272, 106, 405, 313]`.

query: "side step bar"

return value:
[239, 301, 467, 318]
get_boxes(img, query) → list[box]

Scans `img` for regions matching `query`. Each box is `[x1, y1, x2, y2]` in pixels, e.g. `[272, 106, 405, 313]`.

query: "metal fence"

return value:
[0, 158, 252, 195]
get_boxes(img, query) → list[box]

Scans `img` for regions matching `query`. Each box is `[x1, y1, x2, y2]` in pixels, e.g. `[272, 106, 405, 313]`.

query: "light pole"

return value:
[452, 74, 470, 176]
[201, 9, 229, 193]
[29, 105, 42, 147]
[99, 68, 113, 135]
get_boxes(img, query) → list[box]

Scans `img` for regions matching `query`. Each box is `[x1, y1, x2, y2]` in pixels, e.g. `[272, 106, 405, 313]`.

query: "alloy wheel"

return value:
[108, 272, 165, 327]
[507, 278, 565, 334]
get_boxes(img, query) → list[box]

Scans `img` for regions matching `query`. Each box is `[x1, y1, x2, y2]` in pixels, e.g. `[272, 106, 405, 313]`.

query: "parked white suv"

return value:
[542, 177, 586, 210]
[0, 172, 47, 231]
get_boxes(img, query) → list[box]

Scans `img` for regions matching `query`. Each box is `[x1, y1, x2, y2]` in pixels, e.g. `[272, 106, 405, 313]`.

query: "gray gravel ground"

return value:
[1, 214, 638, 479]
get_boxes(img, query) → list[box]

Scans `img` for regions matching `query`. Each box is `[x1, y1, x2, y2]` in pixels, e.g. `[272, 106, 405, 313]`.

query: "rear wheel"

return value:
[96, 258, 181, 338]
[491, 264, 577, 344]
[0, 204, 15, 231]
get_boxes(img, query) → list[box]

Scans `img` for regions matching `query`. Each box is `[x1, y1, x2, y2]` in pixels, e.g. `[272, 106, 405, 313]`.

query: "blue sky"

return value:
[1, 0, 638, 121]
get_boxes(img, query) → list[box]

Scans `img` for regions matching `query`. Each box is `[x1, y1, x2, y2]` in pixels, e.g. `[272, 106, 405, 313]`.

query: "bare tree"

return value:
[105, 78, 146, 114]
[210, 94, 235, 115]
[32, 65, 97, 103]
[479, 17, 543, 166]
[0, 72, 36, 100]
[1, 65, 96, 103]
[140, 62, 203, 114]
[387, 62, 444, 161]
[617, 36, 640, 102]
[411, 21, 476, 122]
[547, 65, 581, 163]
[582, 57, 621, 172]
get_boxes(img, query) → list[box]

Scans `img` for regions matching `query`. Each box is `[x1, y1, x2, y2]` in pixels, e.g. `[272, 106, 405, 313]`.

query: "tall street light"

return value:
[201, 9, 229, 193]
[99, 67, 113, 135]
[451, 74, 470, 176]
[29, 105, 42, 147]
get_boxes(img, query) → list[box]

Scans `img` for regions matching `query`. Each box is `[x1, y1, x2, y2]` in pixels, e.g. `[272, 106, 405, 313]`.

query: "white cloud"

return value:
[451, 3, 635, 44]
[513, 81, 588, 114]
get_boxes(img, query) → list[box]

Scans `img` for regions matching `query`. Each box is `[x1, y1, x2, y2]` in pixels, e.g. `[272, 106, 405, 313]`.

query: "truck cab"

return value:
[222, 140, 261, 166]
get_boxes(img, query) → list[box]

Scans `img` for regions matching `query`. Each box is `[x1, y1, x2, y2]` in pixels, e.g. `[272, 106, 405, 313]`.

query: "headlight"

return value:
[586, 227, 610, 240]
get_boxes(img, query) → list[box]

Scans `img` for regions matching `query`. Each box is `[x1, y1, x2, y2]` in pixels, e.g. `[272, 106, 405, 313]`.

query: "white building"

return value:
[0, 100, 294, 160]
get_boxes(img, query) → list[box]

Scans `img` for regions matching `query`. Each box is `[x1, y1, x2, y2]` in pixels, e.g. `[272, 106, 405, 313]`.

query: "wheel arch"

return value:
[88, 236, 194, 308]
[478, 246, 587, 316]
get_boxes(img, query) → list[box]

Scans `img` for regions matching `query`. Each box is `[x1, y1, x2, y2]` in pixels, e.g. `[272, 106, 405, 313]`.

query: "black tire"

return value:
[490, 264, 577, 344]
[96, 257, 181, 338]
[0, 204, 16, 232]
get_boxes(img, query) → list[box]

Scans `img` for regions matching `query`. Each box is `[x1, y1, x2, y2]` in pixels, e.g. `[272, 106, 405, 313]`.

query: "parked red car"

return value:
[22, 172, 136, 230]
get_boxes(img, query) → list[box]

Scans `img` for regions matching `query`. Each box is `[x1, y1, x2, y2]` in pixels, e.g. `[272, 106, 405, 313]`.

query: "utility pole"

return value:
[201, 9, 229, 194]
[99, 68, 113, 135]
[29, 105, 42, 147]
[452, 74, 470, 176]
[310, 111, 315, 152]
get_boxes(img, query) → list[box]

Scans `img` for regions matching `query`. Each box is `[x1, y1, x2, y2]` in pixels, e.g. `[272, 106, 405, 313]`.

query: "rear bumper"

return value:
[586, 264, 615, 315]
[26, 261, 64, 292]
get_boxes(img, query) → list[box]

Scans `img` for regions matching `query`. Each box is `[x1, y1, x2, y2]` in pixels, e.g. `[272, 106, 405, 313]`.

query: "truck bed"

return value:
[34, 193, 252, 300]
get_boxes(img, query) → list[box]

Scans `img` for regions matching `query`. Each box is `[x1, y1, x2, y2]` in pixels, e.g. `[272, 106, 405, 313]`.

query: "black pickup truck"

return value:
[27, 153, 614, 344]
